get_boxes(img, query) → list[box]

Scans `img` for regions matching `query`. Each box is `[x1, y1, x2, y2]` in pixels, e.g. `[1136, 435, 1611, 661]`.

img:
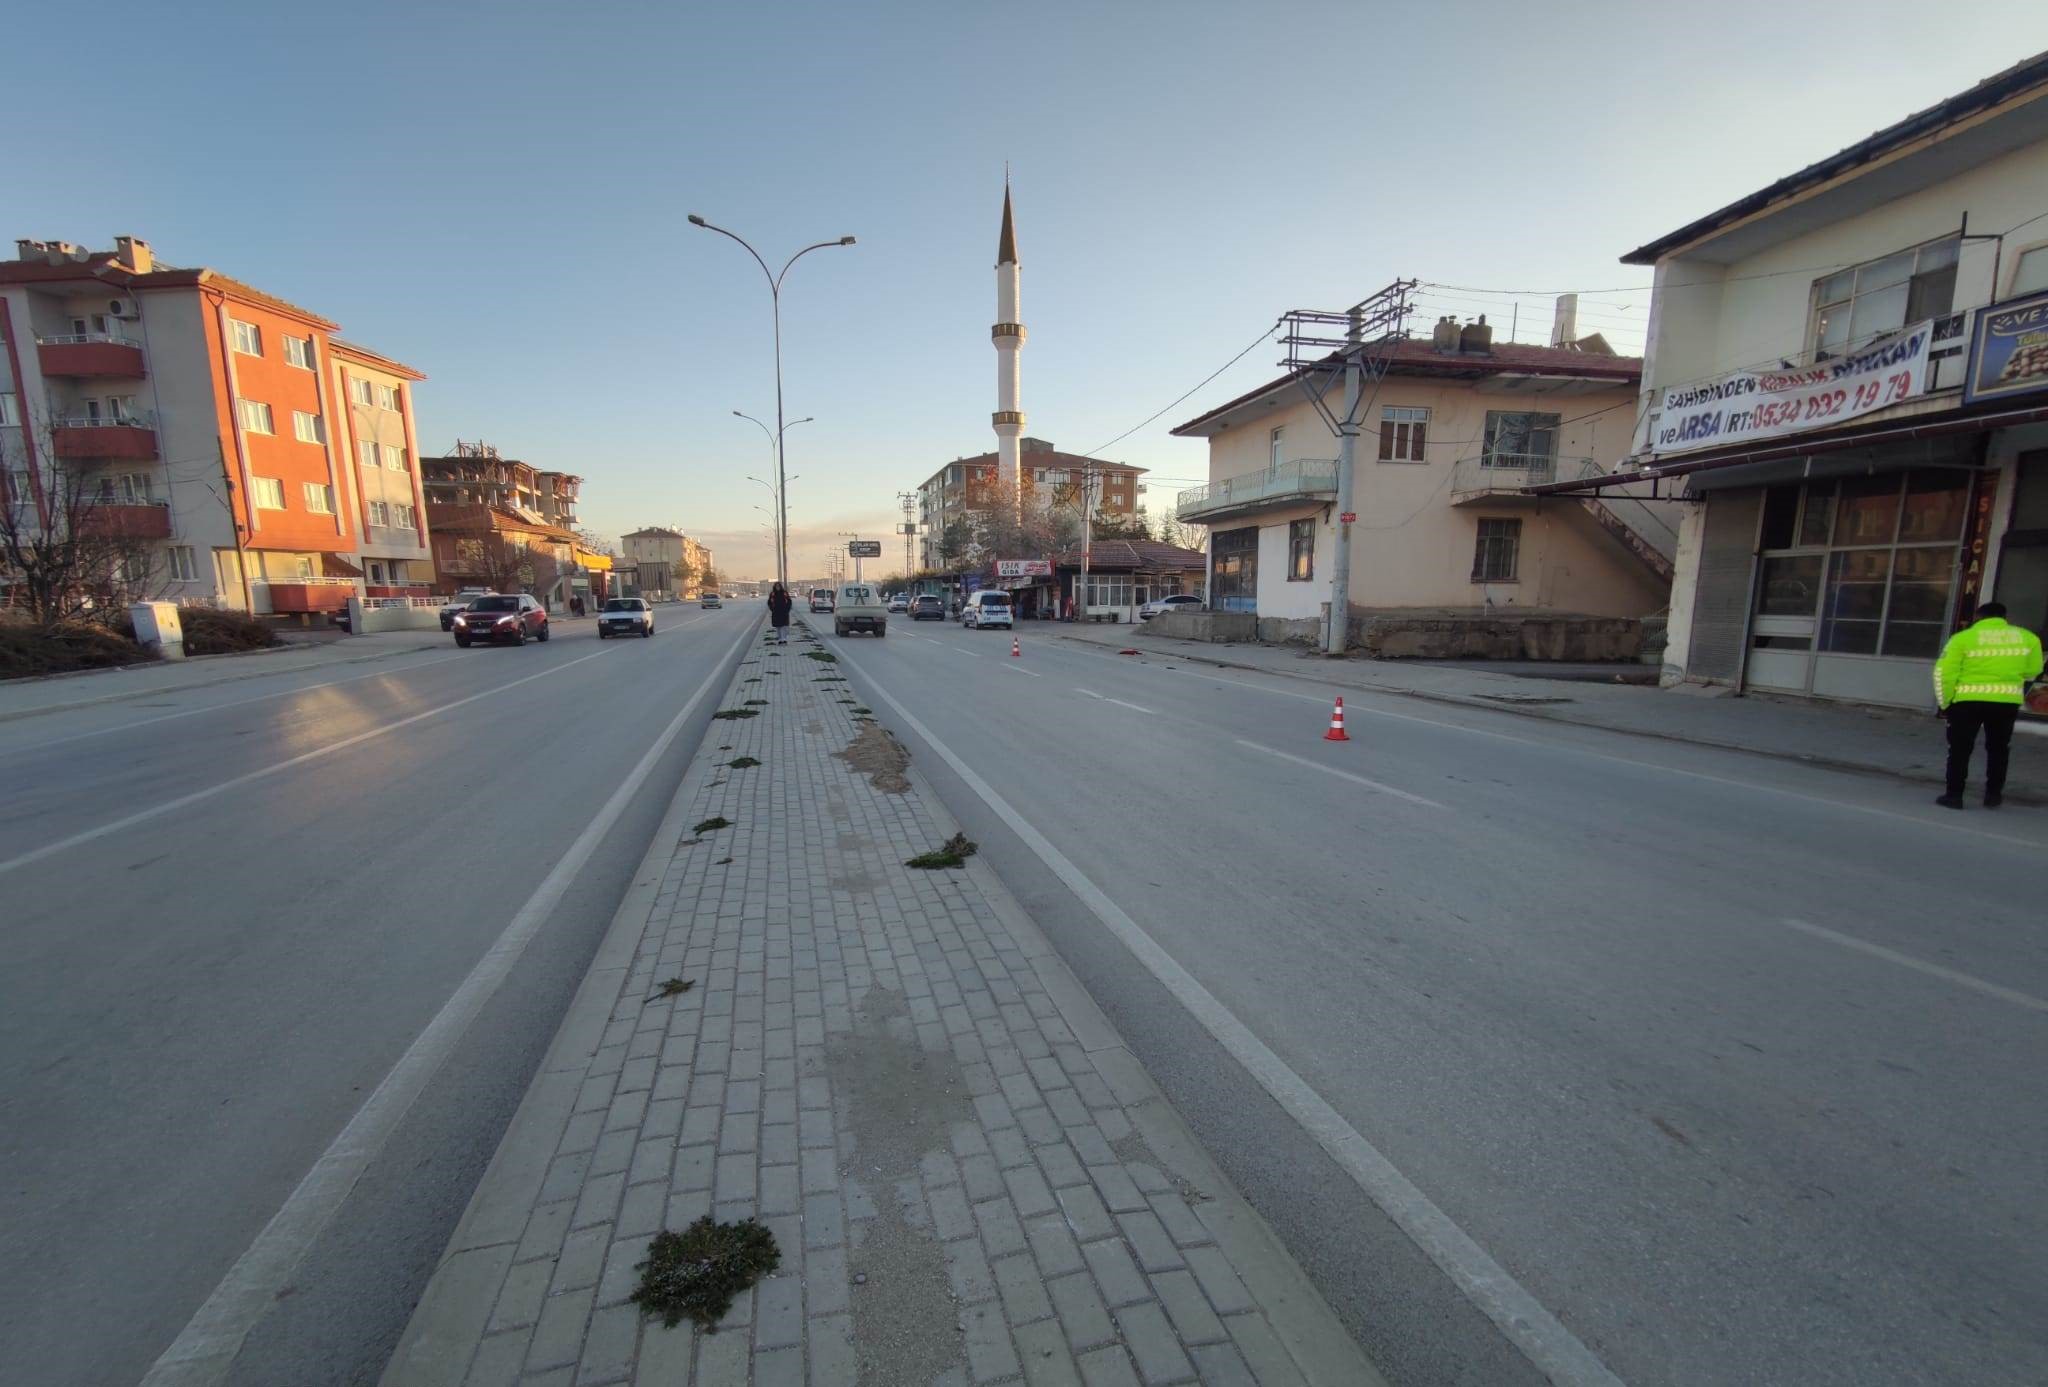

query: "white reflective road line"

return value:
[839, 647, 1626, 1387]
[140, 621, 756, 1386]
[0, 648, 614, 878]
[1003, 664, 1043, 677]
[1075, 687, 1103, 699]
[1074, 687, 1154, 714]
[1782, 918, 2048, 1014]
[1234, 738, 1448, 810]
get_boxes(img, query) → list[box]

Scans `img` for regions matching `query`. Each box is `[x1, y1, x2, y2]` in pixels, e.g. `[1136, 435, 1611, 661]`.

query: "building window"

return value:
[351, 378, 375, 406]
[395, 502, 417, 528]
[358, 439, 378, 470]
[368, 500, 391, 527]
[1472, 518, 1521, 582]
[377, 384, 398, 410]
[230, 319, 263, 357]
[1210, 526, 1258, 613]
[1379, 406, 1429, 462]
[1812, 237, 1958, 360]
[167, 546, 198, 581]
[385, 444, 410, 472]
[296, 556, 316, 579]
[251, 476, 285, 510]
[302, 482, 334, 514]
[1286, 518, 1314, 581]
[283, 335, 314, 369]
[292, 411, 325, 444]
[97, 473, 153, 503]
[1481, 412, 1559, 470]
[0, 392, 17, 426]
[1084, 574, 1134, 607]
[237, 399, 275, 435]
[2009, 244, 2048, 298]
[1269, 427, 1283, 471]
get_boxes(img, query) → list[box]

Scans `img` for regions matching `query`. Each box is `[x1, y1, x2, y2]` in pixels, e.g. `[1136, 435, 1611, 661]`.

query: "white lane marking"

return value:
[140, 622, 756, 1387]
[839, 649, 1625, 1387]
[0, 649, 614, 878]
[1104, 697, 1154, 714]
[1002, 664, 1043, 678]
[1075, 687, 1104, 699]
[1234, 738, 1448, 810]
[0, 652, 471, 756]
[1782, 918, 2048, 1014]
[1128, 664, 2045, 850]
[955, 647, 982, 658]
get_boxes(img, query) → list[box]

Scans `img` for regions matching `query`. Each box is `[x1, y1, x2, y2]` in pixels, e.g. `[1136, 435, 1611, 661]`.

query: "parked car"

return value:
[700, 592, 723, 609]
[887, 594, 909, 613]
[453, 593, 549, 646]
[810, 588, 836, 613]
[962, 590, 1013, 630]
[439, 587, 494, 631]
[1139, 594, 1203, 621]
[832, 583, 888, 637]
[910, 594, 946, 621]
[598, 596, 654, 638]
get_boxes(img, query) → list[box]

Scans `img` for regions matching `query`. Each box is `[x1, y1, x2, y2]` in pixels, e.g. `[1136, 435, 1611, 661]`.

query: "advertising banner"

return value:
[996, 558, 1052, 577]
[847, 540, 882, 557]
[1652, 322, 1932, 457]
[1964, 289, 2048, 404]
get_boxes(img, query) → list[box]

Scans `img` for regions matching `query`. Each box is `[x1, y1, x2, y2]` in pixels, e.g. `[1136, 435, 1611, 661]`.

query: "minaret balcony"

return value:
[992, 410, 1026, 428]
[990, 323, 1028, 343]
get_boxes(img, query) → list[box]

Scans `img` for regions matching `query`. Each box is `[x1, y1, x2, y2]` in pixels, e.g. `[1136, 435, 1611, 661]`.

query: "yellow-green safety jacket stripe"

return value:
[1933, 617, 2044, 708]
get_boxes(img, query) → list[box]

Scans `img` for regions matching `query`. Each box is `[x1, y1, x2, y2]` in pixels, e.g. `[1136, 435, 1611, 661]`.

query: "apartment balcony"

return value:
[1449, 454, 1592, 504]
[52, 415, 159, 461]
[259, 578, 356, 614]
[1175, 459, 1336, 524]
[37, 334, 146, 379]
[79, 500, 172, 539]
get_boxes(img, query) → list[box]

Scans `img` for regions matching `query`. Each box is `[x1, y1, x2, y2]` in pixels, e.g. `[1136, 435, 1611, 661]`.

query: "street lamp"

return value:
[692, 213, 855, 589]
[736, 412, 812, 572]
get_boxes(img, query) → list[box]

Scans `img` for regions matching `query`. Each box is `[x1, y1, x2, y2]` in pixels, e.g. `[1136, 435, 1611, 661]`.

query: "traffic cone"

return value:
[1323, 696, 1351, 742]
[1012, 636, 1022, 658]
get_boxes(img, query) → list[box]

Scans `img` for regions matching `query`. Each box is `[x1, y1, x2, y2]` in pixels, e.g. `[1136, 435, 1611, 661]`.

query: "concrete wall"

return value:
[347, 598, 441, 633]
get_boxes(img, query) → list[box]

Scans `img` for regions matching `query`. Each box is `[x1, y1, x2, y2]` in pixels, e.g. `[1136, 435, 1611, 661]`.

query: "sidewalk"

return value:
[1051, 621, 2048, 802]
[383, 618, 1375, 1387]
[0, 629, 445, 722]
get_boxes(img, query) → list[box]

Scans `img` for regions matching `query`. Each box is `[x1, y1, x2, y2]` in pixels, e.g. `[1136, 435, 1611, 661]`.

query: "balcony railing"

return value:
[1176, 458, 1338, 522]
[79, 500, 172, 539]
[1450, 453, 1589, 501]
[37, 335, 147, 379]
[52, 414, 158, 461]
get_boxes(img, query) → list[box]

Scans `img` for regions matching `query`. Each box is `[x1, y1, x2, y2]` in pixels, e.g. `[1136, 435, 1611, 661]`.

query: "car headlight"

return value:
[452, 615, 467, 627]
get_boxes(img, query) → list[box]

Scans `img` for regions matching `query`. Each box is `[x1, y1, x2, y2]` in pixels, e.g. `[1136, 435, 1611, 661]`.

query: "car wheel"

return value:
[644, 625, 654, 637]
[537, 622, 550, 642]
[876, 624, 886, 638]
[455, 633, 471, 647]
[599, 629, 610, 639]
[835, 622, 846, 637]
[512, 624, 527, 645]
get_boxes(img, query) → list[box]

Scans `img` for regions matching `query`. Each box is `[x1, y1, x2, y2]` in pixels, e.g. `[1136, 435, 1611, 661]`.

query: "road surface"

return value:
[826, 614, 2048, 1387]
[0, 607, 754, 1387]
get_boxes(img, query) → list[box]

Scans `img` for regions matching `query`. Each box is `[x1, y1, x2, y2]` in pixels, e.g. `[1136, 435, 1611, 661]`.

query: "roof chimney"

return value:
[114, 236, 153, 273]
[1431, 315, 1461, 353]
[1459, 315, 1493, 355]
[1550, 293, 1579, 349]
[14, 240, 41, 262]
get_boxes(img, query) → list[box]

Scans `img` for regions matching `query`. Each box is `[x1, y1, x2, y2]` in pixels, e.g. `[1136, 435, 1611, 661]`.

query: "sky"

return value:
[10, 1, 2048, 581]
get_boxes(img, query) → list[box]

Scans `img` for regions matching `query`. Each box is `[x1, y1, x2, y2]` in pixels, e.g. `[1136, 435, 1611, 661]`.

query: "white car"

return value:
[810, 589, 836, 613]
[887, 595, 909, 613]
[700, 592, 723, 609]
[962, 591, 1013, 630]
[1139, 594, 1203, 620]
[598, 596, 654, 638]
[439, 588, 494, 631]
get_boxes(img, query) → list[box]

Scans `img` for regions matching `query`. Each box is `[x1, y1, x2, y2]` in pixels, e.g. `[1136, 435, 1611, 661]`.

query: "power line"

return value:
[1080, 323, 1279, 458]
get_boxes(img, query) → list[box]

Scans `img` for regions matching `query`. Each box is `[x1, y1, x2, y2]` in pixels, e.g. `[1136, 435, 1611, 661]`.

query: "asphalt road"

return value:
[827, 614, 2048, 1387]
[0, 606, 755, 1387]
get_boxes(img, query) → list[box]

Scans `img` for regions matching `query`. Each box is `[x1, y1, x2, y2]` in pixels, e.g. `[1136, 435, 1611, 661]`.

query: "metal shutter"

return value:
[1686, 490, 1760, 683]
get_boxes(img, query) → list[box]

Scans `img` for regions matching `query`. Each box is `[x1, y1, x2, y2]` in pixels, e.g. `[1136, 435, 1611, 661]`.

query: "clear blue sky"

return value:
[9, 1, 2046, 580]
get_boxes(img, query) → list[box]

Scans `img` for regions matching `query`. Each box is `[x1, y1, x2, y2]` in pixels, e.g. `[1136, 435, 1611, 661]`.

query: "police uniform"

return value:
[1933, 614, 2043, 805]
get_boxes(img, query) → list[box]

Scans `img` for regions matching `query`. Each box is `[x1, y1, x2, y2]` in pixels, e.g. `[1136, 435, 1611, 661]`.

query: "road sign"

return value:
[1339, 511, 1357, 524]
[848, 540, 882, 557]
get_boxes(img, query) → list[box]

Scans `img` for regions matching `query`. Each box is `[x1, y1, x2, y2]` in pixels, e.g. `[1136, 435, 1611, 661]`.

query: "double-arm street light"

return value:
[690, 213, 855, 588]
[736, 411, 811, 580]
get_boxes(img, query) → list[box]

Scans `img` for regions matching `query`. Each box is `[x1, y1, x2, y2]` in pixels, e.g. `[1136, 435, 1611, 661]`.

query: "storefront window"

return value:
[1757, 555, 1823, 615]
[1210, 526, 1258, 613]
[1820, 549, 1891, 653]
[1881, 546, 1954, 656]
[1900, 471, 1968, 542]
[1798, 480, 1837, 546]
[1836, 474, 1902, 546]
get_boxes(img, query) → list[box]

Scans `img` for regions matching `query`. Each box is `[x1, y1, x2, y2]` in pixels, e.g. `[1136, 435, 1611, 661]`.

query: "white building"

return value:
[1550, 52, 2048, 707]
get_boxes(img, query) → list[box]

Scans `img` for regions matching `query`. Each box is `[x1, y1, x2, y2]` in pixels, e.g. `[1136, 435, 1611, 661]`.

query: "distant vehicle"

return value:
[887, 595, 909, 613]
[810, 588, 836, 613]
[700, 592, 723, 609]
[439, 587, 494, 631]
[1139, 594, 1203, 620]
[833, 583, 887, 638]
[910, 595, 945, 621]
[454, 593, 549, 646]
[598, 597, 654, 638]
[962, 590, 1013, 630]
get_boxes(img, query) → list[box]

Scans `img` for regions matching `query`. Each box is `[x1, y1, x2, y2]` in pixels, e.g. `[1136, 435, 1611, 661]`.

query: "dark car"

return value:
[453, 593, 549, 646]
[598, 596, 654, 638]
[910, 594, 945, 621]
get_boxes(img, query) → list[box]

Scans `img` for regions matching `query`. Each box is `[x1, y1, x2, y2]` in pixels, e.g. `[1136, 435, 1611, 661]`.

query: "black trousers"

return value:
[1946, 702, 2019, 797]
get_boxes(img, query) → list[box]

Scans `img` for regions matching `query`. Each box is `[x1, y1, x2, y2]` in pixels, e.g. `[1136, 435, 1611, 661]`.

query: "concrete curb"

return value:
[850, 626, 1388, 1387]
[380, 620, 761, 1386]
[1050, 631, 2047, 804]
[0, 639, 446, 725]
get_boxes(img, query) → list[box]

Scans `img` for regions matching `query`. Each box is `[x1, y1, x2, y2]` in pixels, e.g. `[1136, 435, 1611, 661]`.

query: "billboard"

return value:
[1650, 322, 1931, 457]
[847, 540, 882, 557]
[1964, 289, 2048, 404]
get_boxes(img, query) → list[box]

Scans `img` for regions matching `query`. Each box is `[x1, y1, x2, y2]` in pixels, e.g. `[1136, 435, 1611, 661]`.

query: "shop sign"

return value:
[1651, 321, 1932, 458]
[1954, 470, 1998, 629]
[996, 558, 1051, 577]
[1964, 288, 2048, 404]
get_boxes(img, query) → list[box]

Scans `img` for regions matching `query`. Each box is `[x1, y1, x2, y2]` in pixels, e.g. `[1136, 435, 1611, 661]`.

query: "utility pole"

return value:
[1327, 307, 1361, 656]
[897, 491, 916, 584]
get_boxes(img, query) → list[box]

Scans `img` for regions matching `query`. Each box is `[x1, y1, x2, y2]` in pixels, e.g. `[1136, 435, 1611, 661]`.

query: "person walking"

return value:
[768, 582, 793, 645]
[1933, 601, 2042, 809]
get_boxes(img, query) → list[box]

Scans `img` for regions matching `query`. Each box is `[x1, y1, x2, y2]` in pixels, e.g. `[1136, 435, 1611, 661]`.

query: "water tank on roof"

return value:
[1460, 315, 1493, 354]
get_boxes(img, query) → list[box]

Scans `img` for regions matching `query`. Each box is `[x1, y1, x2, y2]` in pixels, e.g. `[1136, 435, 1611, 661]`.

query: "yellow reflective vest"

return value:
[1933, 616, 2043, 708]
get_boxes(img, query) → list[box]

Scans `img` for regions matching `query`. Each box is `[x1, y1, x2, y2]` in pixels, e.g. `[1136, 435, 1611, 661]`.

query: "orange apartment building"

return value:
[0, 235, 429, 615]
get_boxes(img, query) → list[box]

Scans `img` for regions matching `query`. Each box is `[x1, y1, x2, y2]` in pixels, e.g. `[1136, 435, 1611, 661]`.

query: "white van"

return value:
[962, 590, 1013, 630]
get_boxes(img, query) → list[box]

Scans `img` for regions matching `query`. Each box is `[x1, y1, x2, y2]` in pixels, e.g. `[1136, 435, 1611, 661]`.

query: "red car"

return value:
[453, 594, 550, 646]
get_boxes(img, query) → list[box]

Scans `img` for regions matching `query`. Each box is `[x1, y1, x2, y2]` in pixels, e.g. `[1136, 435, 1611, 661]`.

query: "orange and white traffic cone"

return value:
[1323, 696, 1351, 742]
[1012, 636, 1022, 658]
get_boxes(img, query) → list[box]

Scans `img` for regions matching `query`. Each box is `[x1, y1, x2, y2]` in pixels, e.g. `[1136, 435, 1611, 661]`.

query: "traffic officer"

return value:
[1932, 601, 2043, 808]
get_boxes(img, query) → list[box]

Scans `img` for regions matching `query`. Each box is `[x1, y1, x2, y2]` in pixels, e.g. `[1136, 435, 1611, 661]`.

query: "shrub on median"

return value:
[0, 620, 151, 679]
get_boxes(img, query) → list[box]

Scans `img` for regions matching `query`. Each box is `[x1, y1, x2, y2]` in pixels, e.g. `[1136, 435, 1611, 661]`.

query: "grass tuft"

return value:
[712, 709, 758, 720]
[693, 816, 732, 833]
[632, 1217, 779, 1330]
[905, 832, 977, 869]
[650, 977, 695, 1000]
[724, 756, 761, 769]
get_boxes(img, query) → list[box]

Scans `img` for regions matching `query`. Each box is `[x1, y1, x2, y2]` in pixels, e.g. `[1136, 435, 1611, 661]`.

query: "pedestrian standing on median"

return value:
[767, 582, 793, 644]
[1932, 601, 2043, 809]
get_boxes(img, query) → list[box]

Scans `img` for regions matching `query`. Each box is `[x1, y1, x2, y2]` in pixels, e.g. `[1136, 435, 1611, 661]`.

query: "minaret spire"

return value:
[991, 174, 1027, 527]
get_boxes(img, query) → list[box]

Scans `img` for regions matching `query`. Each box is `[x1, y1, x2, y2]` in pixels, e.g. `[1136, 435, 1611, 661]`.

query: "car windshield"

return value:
[602, 600, 643, 612]
[470, 596, 519, 613]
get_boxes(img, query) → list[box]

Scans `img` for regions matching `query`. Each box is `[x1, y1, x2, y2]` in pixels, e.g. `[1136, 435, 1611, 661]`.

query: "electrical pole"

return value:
[1327, 307, 1361, 656]
[897, 491, 916, 584]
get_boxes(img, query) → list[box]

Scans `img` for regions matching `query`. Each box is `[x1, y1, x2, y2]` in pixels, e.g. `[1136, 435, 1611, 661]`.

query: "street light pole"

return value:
[736, 411, 810, 584]
[692, 215, 855, 590]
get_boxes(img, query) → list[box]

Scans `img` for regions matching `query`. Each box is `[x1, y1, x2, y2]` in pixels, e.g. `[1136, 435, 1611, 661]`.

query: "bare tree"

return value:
[1156, 511, 1202, 552]
[0, 436, 167, 626]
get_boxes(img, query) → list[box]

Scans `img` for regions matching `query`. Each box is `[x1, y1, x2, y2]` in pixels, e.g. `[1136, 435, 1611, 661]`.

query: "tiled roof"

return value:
[0, 251, 339, 328]
[1172, 337, 1642, 436]
[330, 337, 427, 380]
[426, 502, 574, 541]
[1054, 540, 1206, 572]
